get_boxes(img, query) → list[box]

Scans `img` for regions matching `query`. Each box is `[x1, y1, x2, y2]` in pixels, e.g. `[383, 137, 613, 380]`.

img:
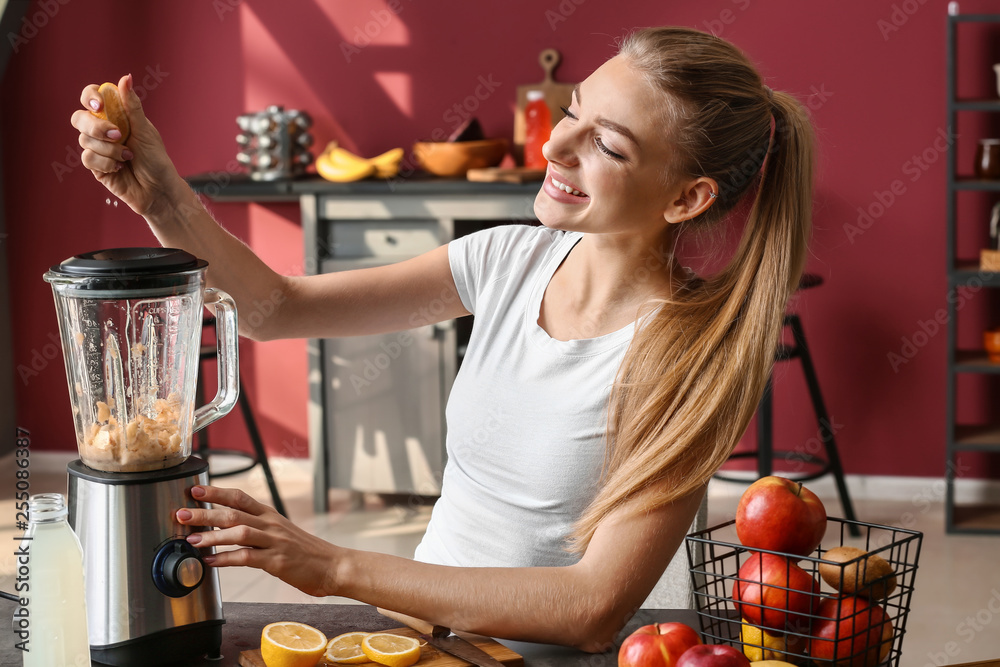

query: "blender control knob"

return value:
[152, 539, 206, 598]
[165, 550, 204, 589]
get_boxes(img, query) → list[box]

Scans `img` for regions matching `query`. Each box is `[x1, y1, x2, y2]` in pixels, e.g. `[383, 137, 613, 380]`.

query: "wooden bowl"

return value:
[412, 139, 509, 177]
[984, 329, 1000, 363]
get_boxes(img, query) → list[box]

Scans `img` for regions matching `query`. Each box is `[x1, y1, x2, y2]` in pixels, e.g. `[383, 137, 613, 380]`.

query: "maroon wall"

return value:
[3, 0, 996, 479]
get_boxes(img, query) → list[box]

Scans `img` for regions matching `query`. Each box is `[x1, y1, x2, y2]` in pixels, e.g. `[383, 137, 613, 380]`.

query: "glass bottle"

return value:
[524, 90, 551, 169]
[21, 493, 91, 667]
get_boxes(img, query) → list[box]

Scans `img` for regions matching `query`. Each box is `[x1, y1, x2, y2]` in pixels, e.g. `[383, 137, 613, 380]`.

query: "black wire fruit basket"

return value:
[685, 517, 922, 666]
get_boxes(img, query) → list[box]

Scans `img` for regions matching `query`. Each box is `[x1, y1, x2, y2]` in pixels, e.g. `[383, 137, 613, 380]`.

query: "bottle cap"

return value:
[527, 90, 545, 102]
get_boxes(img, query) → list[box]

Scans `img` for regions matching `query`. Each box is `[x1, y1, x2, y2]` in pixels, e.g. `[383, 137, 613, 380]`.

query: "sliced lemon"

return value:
[260, 621, 328, 667]
[324, 631, 372, 664]
[361, 633, 422, 667]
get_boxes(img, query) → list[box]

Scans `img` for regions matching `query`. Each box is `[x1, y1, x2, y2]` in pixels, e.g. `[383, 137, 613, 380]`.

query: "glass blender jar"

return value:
[44, 247, 238, 472]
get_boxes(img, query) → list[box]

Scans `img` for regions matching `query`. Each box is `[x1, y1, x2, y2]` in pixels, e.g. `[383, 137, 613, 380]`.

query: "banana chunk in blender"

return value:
[81, 393, 187, 472]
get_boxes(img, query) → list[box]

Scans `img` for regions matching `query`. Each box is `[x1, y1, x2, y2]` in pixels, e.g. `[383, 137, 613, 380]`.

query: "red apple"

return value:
[736, 476, 827, 557]
[619, 622, 702, 667]
[676, 644, 751, 667]
[732, 552, 821, 632]
[808, 596, 890, 667]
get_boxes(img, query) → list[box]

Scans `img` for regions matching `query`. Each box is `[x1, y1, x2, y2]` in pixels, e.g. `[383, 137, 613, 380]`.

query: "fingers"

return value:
[202, 548, 259, 568]
[186, 524, 266, 550]
[80, 83, 101, 113]
[80, 146, 123, 174]
[192, 485, 270, 517]
[79, 130, 131, 163]
[118, 72, 148, 124]
[73, 108, 129, 174]
[71, 108, 123, 143]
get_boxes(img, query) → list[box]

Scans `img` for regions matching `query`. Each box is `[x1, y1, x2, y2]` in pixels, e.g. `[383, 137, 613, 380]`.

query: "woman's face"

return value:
[533, 55, 685, 241]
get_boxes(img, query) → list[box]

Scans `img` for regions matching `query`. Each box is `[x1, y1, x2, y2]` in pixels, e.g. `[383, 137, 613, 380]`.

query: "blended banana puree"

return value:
[81, 392, 186, 471]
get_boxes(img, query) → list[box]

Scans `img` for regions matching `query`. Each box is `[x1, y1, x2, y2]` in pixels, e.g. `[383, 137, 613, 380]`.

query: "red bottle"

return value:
[524, 90, 551, 169]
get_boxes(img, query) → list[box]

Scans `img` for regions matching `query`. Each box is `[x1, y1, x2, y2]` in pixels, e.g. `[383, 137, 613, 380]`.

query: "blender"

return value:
[44, 247, 239, 665]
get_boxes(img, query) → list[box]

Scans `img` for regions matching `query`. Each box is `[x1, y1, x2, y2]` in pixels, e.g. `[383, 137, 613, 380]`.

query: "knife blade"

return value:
[377, 608, 508, 667]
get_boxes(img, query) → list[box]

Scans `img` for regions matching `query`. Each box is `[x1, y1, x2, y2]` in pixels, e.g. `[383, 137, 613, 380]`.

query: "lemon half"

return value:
[260, 621, 328, 667]
[360, 633, 422, 667]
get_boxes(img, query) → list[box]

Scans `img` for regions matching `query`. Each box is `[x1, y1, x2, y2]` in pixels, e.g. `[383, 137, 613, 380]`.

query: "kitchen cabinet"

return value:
[187, 174, 540, 512]
[944, 8, 1000, 534]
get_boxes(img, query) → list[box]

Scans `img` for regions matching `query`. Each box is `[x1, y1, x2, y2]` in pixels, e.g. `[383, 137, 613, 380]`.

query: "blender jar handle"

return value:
[193, 288, 240, 433]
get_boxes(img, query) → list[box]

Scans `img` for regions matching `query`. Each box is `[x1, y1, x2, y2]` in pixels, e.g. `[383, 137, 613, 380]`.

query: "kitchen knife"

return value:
[377, 608, 509, 667]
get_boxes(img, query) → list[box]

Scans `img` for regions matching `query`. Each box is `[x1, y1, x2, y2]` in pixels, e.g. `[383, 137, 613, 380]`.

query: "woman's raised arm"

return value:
[71, 74, 469, 341]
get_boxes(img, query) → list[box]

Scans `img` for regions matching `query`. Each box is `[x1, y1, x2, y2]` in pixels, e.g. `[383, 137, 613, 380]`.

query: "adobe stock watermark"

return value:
[213, 0, 241, 21]
[922, 587, 1000, 667]
[340, 0, 415, 64]
[388, 73, 503, 185]
[53, 64, 171, 183]
[16, 332, 62, 386]
[348, 282, 459, 393]
[877, 0, 929, 42]
[784, 416, 844, 474]
[242, 288, 287, 335]
[865, 460, 972, 555]
[7, 0, 70, 54]
[702, 0, 752, 37]
[545, 0, 586, 31]
[887, 271, 989, 373]
[843, 126, 956, 245]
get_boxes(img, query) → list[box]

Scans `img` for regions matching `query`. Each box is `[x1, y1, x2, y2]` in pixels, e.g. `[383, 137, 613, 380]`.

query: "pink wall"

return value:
[3, 0, 997, 479]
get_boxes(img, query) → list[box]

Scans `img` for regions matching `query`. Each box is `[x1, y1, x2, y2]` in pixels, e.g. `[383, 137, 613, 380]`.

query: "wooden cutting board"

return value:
[513, 49, 576, 166]
[466, 167, 546, 183]
[238, 627, 523, 667]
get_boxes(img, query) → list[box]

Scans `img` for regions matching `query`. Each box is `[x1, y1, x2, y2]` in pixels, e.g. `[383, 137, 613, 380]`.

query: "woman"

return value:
[71, 27, 813, 650]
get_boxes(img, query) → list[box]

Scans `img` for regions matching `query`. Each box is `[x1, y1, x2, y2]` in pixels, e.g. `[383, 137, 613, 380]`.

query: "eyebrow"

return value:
[573, 84, 639, 147]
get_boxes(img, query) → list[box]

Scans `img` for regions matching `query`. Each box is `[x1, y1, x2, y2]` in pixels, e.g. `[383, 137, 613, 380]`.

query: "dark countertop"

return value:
[186, 173, 542, 202]
[0, 602, 697, 667]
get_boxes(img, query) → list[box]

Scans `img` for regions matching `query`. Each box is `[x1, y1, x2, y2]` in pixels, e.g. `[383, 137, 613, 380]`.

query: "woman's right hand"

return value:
[71, 73, 183, 218]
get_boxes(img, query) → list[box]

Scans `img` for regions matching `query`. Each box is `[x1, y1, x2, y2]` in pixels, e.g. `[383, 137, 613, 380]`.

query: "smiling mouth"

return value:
[550, 177, 588, 197]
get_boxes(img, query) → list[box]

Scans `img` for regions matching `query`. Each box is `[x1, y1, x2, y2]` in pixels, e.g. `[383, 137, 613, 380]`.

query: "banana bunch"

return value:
[315, 142, 404, 182]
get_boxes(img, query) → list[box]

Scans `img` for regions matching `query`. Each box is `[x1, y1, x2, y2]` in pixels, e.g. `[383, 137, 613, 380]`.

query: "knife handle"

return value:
[377, 607, 450, 638]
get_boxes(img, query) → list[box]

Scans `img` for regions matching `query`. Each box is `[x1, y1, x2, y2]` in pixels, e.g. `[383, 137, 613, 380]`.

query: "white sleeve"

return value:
[447, 223, 541, 315]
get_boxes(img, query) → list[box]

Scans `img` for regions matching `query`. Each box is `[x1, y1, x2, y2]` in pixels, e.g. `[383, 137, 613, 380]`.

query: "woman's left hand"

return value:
[176, 485, 339, 598]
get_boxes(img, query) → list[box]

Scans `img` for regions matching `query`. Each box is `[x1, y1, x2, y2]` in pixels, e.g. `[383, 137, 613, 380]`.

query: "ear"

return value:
[663, 177, 719, 224]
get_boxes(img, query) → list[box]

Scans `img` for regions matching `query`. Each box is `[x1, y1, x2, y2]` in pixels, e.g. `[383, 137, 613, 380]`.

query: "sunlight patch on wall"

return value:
[373, 72, 413, 119]
[239, 2, 357, 153]
[314, 0, 410, 49]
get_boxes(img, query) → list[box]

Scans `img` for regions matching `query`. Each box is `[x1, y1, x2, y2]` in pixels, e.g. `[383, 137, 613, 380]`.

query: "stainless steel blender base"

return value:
[67, 456, 225, 665]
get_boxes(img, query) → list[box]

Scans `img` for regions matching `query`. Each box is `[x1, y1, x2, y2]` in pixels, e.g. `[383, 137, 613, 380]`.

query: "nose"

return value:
[541, 119, 579, 166]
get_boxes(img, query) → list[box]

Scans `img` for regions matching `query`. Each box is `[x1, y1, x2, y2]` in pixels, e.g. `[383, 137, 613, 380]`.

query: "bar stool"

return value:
[714, 274, 859, 535]
[195, 317, 288, 517]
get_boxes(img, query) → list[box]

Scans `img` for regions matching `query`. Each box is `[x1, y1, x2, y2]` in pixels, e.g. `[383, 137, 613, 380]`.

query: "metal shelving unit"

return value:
[945, 8, 1000, 534]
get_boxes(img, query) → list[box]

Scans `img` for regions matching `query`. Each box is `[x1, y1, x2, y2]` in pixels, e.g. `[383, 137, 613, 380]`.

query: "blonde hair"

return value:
[571, 27, 814, 550]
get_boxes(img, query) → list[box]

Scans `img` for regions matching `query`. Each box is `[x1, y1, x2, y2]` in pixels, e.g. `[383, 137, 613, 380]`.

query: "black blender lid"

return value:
[51, 248, 206, 277]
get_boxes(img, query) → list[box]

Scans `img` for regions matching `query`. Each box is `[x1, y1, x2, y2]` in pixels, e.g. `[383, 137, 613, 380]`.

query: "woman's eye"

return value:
[595, 137, 625, 160]
[560, 106, 578, 120]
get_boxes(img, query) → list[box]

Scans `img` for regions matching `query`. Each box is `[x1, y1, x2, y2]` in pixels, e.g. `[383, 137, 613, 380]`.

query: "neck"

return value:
[558, 228, 681, 311]
[538, 225, 685, 341]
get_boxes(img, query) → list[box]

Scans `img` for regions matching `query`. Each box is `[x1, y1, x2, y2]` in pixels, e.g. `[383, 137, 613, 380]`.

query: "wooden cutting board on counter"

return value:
[238, 627, 523, 667]
[466, 167, 546, 183]
[512, 49, 575, 165]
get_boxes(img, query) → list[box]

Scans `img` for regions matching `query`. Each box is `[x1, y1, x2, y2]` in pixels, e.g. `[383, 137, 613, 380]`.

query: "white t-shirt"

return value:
[413, 224, 636, 568]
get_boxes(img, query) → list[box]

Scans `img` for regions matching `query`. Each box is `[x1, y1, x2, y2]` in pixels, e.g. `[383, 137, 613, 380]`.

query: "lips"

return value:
[543, 169, 590, 203]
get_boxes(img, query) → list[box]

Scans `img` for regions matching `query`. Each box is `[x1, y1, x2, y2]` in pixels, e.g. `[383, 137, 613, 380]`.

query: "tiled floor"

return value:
[2, 453, 999, 664]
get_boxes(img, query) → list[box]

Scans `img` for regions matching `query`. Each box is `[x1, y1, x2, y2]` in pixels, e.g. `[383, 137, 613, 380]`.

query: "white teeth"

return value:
[551, 177, 585, 197]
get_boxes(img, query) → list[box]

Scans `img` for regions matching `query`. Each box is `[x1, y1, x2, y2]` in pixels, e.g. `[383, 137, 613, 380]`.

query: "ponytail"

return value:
[570, 28, 814, 551]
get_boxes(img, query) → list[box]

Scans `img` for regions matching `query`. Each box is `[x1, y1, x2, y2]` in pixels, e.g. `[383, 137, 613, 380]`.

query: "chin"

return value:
[533, 194, 584, 232]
